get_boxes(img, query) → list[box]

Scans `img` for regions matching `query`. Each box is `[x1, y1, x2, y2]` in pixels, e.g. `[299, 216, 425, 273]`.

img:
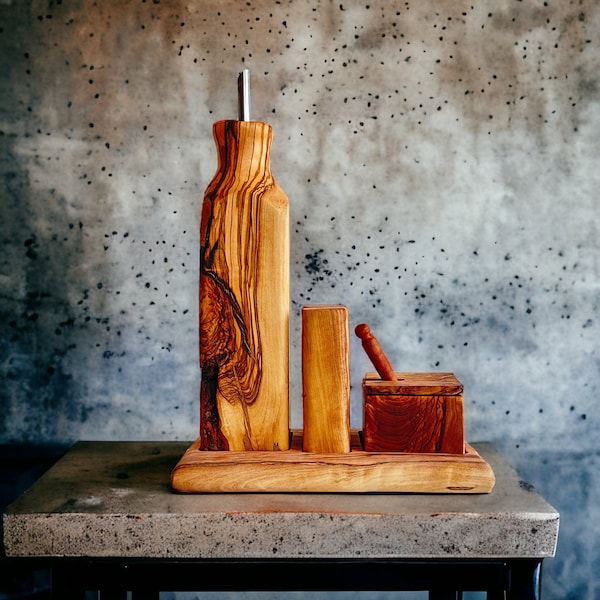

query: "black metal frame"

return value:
[13, 557, 543, 600]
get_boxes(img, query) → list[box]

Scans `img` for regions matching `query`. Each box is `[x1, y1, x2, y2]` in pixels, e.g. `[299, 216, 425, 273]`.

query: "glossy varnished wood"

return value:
[362, 372, 465, 454]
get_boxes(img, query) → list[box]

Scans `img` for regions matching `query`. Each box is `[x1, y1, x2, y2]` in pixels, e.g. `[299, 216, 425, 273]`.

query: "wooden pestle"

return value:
[355, 323, 397, 381]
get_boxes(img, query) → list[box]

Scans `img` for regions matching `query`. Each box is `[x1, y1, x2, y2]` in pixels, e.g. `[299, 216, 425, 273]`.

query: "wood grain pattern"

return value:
[302, 305, 351, 453]
[199, 120, 289, 451]
[363, 395, 464, 453]
[170, 431, 495, 493]
[362, 373, 464, 454]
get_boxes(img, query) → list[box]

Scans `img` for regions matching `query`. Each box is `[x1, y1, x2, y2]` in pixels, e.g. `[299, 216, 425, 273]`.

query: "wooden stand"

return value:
[171, 430, 495, 494]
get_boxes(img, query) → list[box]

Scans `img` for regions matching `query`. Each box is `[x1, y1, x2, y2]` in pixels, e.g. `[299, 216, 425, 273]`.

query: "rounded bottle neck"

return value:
[212, 120, 273, 180]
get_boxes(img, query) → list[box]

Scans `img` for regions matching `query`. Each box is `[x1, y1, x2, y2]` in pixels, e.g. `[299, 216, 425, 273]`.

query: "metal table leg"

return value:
[507, 559, 542, 600]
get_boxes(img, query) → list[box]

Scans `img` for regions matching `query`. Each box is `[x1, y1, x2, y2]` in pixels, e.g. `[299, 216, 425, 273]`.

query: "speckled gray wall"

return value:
[1, 1, 598, 597]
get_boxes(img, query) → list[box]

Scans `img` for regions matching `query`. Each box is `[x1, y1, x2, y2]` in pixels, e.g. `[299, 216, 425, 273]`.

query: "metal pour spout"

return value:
[238, 69, 250, 122]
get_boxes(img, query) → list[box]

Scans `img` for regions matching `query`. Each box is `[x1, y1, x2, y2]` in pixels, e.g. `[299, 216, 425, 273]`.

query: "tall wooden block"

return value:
[362, 372, 465, 454]
[302, 305, 351, 453]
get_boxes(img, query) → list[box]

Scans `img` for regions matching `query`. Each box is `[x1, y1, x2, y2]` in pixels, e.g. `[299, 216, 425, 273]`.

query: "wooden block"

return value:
[302, 305, 351, 453]
[362, 372, 465, 454]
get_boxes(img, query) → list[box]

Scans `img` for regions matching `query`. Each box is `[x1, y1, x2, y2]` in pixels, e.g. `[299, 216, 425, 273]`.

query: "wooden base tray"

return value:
[171, 430, 495, 494]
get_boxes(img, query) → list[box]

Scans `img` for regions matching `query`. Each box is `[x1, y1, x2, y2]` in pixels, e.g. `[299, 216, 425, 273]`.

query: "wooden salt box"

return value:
[362, 372, 465, 454]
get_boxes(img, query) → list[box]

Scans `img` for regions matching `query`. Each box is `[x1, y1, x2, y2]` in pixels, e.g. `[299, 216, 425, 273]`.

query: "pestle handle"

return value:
[355, 323, 397, 381]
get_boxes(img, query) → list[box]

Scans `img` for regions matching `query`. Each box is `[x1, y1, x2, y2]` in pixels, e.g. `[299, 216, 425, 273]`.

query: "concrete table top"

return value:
[2, 442, 559, 560]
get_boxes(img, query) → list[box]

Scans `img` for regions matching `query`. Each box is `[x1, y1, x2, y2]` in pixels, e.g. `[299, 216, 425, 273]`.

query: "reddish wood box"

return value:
[362, 372, 465, 454]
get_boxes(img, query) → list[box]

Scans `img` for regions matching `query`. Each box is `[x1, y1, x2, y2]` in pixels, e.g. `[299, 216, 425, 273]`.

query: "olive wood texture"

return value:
[199, 120, 289, 451]
[302, 305, 351, 453]
[171, 431, 495, 493]
[362, 372, 465, 454]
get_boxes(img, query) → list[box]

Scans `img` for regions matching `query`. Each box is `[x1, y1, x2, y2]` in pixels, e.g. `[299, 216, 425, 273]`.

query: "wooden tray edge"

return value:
[171, 430, 495, 494]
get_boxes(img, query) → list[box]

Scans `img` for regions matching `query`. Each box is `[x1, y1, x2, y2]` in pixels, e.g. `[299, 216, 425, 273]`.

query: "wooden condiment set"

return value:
[198, 70, 464, 456]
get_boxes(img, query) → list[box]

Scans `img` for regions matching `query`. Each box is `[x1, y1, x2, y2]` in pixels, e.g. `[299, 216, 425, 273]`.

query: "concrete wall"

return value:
[1, 1, 599, 597]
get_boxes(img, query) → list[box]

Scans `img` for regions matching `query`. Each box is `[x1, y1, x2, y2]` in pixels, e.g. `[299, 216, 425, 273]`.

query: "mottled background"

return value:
[1, 1, 598, 598]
